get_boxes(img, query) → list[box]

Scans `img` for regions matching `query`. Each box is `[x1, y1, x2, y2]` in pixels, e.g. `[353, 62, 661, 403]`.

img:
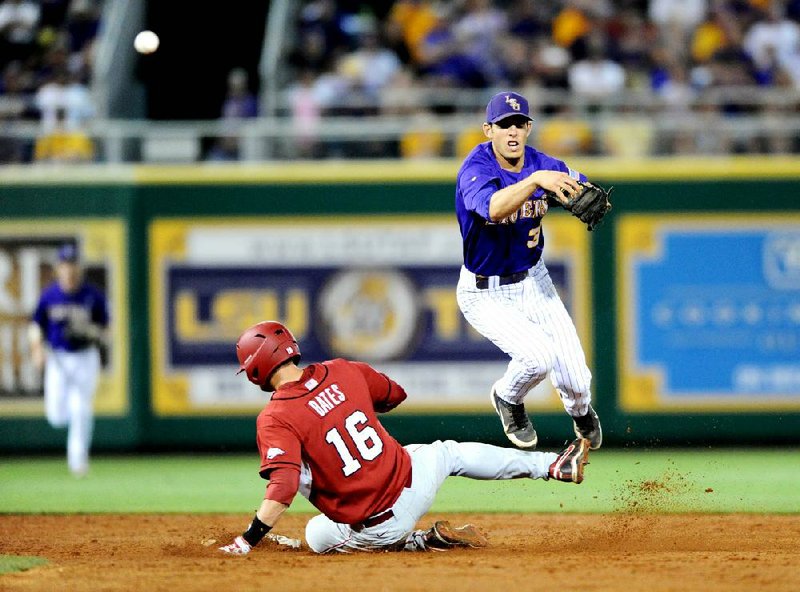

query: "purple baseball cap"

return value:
[485, 91, 532, 124]
[57, 243, 79, 263]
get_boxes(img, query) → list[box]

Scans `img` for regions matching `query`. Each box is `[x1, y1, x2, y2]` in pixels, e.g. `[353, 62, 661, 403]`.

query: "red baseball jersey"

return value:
[255, 358, 412, 525]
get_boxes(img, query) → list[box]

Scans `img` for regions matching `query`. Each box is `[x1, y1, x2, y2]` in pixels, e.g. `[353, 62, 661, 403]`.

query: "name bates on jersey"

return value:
[494, 196, 549, 225]
[307, 383, 347, 417]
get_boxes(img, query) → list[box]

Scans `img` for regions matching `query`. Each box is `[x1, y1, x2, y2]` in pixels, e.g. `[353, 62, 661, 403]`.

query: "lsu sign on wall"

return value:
[149, 216, 590, 415]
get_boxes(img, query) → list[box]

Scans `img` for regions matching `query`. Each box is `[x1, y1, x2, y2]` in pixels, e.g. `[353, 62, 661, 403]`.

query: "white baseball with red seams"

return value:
[134, 30, 159, 54]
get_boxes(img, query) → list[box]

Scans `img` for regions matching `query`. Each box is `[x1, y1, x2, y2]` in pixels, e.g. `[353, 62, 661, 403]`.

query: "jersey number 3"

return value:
[528, 226, 541, 249]
[325, 410, 384, 476]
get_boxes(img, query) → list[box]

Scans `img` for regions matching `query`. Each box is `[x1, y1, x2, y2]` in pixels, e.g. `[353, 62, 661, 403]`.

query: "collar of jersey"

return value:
[270, 363, 328, 400]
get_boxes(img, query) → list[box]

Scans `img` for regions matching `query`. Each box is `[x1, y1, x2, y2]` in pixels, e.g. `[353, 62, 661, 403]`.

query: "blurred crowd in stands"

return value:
[281, 0, 800, 159]
[0, 0, 100, 163]
[2, 0, 800, 163]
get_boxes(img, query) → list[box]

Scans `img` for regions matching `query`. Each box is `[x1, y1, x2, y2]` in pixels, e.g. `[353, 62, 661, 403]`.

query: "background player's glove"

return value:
[555, 181, 613, 231]
[219, 535, 252, 555]
[63, 322, 104, 349]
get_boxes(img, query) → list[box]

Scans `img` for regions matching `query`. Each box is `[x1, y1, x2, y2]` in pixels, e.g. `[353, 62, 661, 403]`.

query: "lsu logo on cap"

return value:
[505, 95, 521, 111]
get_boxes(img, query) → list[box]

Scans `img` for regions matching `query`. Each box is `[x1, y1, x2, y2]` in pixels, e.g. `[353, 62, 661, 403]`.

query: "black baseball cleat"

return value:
[422, 521, 488, 551]
[548, 438, 590, 484]
[572, 404, 602, 449]
[489, 386, 538, 449]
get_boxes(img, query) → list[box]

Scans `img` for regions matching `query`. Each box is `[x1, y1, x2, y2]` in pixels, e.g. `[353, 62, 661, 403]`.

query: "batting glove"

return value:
[219, 535, 252, 555]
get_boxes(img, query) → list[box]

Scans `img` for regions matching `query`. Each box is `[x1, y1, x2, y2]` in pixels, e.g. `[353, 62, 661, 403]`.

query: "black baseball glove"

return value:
[64, 321, 104, 349]
[552, 181, 614, 231]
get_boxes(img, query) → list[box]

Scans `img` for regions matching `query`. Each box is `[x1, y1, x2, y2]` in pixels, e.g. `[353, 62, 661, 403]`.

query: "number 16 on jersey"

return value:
[325, 410, 385, 476]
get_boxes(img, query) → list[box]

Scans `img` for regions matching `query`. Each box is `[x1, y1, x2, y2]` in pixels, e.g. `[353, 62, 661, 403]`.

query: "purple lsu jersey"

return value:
[32, 282, 109, 351]
[455, 142, 586, 276]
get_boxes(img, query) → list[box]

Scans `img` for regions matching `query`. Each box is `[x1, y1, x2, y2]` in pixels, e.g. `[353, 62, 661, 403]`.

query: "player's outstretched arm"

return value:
[488, 170, 580, 221]
[219, 498, 289, 555]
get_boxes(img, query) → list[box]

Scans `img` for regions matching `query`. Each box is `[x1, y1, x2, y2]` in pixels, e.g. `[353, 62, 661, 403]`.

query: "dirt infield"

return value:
[1, 513, 798, 592]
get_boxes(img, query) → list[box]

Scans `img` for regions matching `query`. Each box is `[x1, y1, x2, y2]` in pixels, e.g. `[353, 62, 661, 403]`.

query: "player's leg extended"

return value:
[44, 352, 69, 428]
[422, 440, 588, 490]
[66, 382, 91, 476]
[401, 440, 588, 551]
[66, 349, 100, 476]
[527, 263, 602, 448]
[403, 440, 559, 518]
[420, 439, 556, 481]
[432, 438, 590, 485]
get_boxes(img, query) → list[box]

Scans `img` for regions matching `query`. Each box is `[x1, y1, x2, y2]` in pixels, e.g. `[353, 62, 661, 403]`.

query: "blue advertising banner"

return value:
[617, 215, 800, 412]
[166, 265, 506, 366]
[150, 216, 590, 415]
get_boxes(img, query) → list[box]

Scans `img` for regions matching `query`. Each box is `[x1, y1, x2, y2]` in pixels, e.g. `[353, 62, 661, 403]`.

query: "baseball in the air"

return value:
[134, 30, 159, 54]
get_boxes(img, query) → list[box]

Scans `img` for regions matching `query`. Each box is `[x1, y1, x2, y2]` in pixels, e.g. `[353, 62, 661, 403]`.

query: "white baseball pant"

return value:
[456, 261, 592, 416]
[44, 348, 100, 475]
[303, 440, 557, 553]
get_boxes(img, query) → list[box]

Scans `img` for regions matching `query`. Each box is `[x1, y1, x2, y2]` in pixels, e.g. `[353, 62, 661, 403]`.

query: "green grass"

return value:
[0, 555, 48, 574]
[1, 448, 798, 514]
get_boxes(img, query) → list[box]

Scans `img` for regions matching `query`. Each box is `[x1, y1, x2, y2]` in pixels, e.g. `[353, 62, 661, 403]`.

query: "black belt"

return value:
[350, 509, 394, 532]
[475, 270, 528, 290]
[62, 345, 93, 353]
[349, 470, 411, 532]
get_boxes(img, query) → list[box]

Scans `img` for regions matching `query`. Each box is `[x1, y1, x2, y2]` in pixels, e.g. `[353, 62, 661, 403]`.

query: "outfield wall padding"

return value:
[1, 160, 798, 450]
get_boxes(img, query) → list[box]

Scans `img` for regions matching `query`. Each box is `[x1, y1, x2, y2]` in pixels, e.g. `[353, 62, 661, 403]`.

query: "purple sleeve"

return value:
[32, 297, 47, 329]
[458, 165, 498, 221]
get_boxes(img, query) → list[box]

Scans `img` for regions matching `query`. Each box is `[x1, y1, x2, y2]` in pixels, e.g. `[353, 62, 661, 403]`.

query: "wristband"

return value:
[242, 513, 272, 547]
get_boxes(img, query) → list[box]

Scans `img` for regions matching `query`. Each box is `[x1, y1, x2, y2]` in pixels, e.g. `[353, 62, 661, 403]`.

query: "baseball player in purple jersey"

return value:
[454, 91, 602, 450]
[29, 243, 109, 477]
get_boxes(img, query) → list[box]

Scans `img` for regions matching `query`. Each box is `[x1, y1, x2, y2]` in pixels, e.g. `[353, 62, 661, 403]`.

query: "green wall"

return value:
[1, 166, 798, 451]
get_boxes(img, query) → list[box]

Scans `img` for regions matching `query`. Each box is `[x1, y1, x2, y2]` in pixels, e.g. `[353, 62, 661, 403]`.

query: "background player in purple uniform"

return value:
[454, 91, 602, 451]
[29, 243, 109, 476]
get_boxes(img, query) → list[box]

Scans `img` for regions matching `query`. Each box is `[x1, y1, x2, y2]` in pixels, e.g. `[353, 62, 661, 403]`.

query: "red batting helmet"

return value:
[236, 321, 301, 388]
